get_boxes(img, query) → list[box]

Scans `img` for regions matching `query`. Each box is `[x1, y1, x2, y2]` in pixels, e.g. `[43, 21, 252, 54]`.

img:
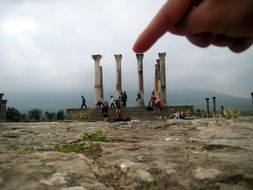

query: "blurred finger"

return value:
[186, 33, 215, 47]
[133, 0, 192, 53]
[173, 0, 221, 35]
[212, 34, 234, 47]
[228, 38, 253, 53]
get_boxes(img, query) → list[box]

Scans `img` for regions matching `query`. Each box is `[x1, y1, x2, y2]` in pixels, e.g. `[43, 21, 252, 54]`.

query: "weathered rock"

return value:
[0, 118, 253, 190]
[135, 170, 154, 183]
[193, 168, 221, 180]
[40, 173, 68, 185]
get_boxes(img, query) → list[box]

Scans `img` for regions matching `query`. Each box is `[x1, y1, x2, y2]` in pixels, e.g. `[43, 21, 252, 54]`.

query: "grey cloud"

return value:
[0, 0, 253, 111]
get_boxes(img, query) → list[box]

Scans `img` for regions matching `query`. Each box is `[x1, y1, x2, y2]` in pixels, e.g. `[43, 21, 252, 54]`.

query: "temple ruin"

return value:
[0, 93, 7, 122]
[67, 52, 195, 120]
[92, 52, 168, 106]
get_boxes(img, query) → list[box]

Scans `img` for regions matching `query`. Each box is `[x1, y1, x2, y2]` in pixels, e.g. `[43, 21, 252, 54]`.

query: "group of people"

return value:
[110, 91, 128, 108]
[174, 111, 186, 120]
[85, 91, 129, 122]
[146, 91, 162, 112]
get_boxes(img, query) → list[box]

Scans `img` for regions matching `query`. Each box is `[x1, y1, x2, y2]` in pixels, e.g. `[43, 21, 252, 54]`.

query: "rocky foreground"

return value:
[0, 118, 253, 190]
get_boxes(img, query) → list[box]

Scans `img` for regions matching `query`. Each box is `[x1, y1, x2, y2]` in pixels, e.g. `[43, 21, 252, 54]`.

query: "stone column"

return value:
[221, 105, 225, 117]
[251, 92, 253, 112]
[114, 54, 122, 98]
[205, 98, 210, 118]
[0, 93, 7, 122]
[154, 59, 161, 99]
[158, 53, 167, 105]
[100, 66, 104, 100]
[212, 96, 216, 118]
[136, 53, 144, 105]
[92, 54, 102, 104]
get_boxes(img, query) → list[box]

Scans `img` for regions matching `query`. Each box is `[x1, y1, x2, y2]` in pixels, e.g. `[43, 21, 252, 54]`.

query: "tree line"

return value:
[6, 107, 65, 122]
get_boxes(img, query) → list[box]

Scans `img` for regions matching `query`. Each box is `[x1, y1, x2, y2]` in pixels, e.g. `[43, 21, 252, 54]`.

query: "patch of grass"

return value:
[55, 130, 110, 153]
[55, 141, 91, 153]
[81, 130, 110, 142]
[226, 108, 240, 120]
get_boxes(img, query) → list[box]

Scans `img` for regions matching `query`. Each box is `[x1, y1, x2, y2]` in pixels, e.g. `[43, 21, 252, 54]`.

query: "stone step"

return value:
[86, 107, 170, 121]
[66, 106, 194, 121]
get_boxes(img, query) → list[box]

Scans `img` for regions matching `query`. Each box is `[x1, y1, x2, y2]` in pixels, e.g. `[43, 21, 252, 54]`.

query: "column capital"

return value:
[212, 96, 216, 100]
[136, 53, 144, 59]
[114, 54, 122, 61]
[158, 52, 166, 59]
[205, 98, 210, 101]
[251, 92, 253, 97]
[92, 54, 102, 61]
[156, 59, 160, 64]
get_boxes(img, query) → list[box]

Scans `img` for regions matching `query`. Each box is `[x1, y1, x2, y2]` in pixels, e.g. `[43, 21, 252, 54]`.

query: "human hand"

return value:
[133, 0, 253, 53]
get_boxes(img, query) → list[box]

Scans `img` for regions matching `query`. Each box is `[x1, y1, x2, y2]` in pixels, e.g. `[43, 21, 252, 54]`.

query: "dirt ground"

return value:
[0, 117, 253, 190]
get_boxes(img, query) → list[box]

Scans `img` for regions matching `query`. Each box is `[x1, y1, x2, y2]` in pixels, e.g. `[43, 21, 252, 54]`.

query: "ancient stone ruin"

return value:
[92, 52, 167, 106]
[0, 93, 7, 122]
[67, 52, 194, 121]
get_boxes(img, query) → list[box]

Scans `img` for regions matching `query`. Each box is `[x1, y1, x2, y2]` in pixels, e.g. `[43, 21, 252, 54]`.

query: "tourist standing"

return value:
[81, 95, 87, 109]
[122, 91, 128, 107]
[110, 95, 115, 108]
[155, 99, 161, 112]
[102, 102, 109, 122]
[146, 101, 153, 112]
[115, 98, 121, 112]
[150, 90, 156, 109]
[136, 92, 141, 106]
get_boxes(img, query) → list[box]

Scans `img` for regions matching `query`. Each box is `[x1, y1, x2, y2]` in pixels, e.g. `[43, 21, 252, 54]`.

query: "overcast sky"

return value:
[0, 0, 253, 110]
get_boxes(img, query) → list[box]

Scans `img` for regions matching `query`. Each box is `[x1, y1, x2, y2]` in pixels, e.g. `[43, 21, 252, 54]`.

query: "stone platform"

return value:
[66, 106, 194, 122]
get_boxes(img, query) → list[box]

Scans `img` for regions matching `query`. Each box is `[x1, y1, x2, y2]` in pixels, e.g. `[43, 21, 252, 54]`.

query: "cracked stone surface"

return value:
[0, 118, 253, 190]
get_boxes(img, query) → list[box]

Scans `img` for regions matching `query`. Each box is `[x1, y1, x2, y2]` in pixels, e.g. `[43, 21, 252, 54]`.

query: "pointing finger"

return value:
[133, 0, 193, 53]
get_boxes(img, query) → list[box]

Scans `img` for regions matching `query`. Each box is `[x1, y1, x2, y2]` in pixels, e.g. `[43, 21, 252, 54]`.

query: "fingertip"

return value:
[132, 37, 147, 53]
[228, 40, 252, 53]
[132, 30, 159, 53]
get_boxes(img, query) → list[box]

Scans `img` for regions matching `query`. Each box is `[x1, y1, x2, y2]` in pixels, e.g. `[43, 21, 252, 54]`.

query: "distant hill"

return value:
[168, 89, 252, 111]
[6, 89, 252, 114]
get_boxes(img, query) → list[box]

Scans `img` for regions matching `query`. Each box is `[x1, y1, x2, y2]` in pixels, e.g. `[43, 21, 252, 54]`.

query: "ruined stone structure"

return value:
[90, 53, 168, 107]
[220, 105, 225, 117]
[158, 53, 167, 105]
[136, 53, 144, 105]
[212, 96, 216, 117]
[0, 93, 7, 122]
[100, 66, 104, 100]
[153, 53, 167, 106]
[251, 92, 253, 111]
[114, 54, 123, 98]
[154, 59, 161, 100]
[205, 98, 210, 118]
[92, 55, 103, 104]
